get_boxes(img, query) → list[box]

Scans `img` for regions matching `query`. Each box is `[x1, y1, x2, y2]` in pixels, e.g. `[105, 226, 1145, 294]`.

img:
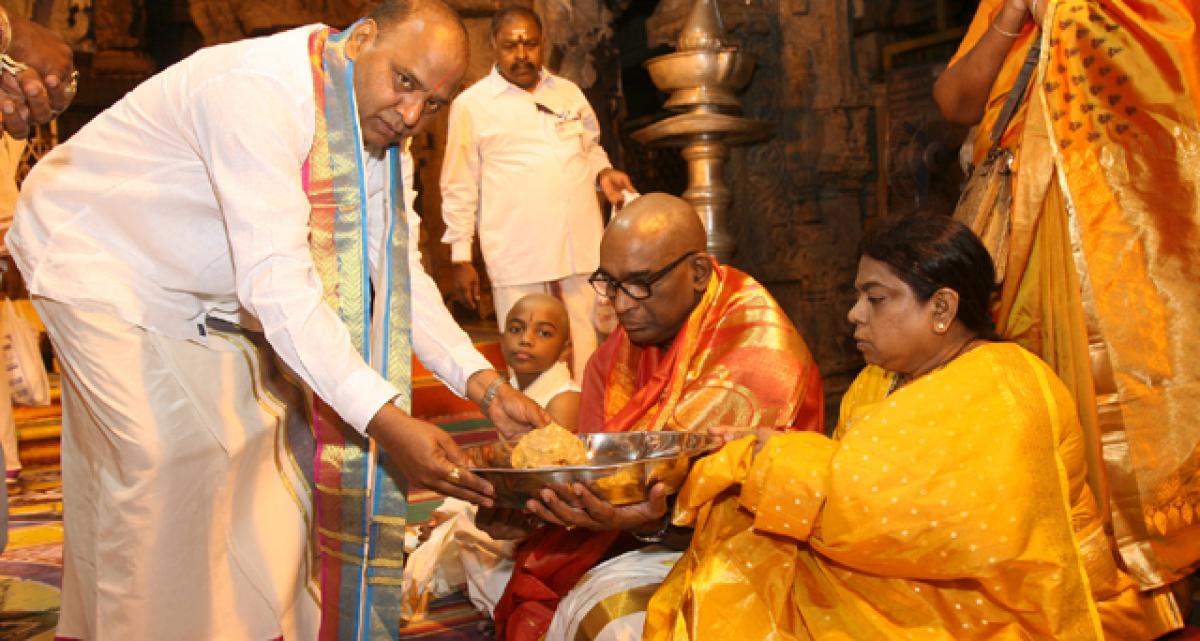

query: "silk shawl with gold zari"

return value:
[951, 0, 1200, 595]
[644, 342, 1153, 640]
[583, 262, 824, 435]
[305, 26, 414, 641]
[492, 263, 825, 641]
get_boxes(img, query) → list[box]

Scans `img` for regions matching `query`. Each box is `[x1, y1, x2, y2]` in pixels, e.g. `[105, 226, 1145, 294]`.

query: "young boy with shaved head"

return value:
[501, 293, 581, 428]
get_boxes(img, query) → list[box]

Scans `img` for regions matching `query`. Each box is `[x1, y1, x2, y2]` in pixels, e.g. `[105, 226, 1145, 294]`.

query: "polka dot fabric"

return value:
[644, 343, 1139, 640]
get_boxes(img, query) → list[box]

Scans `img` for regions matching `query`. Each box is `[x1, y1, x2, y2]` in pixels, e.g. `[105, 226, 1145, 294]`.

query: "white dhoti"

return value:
[492, 273, 598, 383]
[546, 547, 682, 641]
[36, 298, 319, 641]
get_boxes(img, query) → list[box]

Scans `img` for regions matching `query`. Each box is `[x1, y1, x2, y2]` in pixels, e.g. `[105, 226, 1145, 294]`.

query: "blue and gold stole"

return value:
[305, 25, 413, 641]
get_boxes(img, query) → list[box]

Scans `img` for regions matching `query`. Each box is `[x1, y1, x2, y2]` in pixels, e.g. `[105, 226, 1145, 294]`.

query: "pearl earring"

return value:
[936, 323, 946, 331]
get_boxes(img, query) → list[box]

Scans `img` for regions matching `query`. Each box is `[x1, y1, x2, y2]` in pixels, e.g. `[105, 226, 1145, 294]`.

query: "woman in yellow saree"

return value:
[643, 216, 1147, 640]
[935, 0, 1200, 620]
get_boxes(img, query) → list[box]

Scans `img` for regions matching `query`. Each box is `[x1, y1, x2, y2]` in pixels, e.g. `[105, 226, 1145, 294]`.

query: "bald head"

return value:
[507, 293, 568, 330]
[602, 193, 707, 260]
[371, 0, 468, 42]
[596, 193, 713, 348]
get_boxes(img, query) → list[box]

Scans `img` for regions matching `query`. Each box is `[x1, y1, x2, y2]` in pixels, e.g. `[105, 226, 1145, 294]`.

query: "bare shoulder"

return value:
[545, 390, 581, 431]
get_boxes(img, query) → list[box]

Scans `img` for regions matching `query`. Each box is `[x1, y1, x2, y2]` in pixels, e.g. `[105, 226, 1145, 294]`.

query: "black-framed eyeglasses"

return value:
[588, 251, 698, 301]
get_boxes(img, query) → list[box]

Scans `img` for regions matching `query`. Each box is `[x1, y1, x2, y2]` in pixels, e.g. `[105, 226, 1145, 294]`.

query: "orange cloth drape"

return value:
[493, 264, 824, 641]
[954, 0, 1200, 594]
[644, 342, 1147, 640]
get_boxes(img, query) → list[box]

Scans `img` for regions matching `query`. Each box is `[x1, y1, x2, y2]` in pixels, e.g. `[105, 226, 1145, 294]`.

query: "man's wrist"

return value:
[467, 368, 503, 405]
[366, 398, 400, 436]
[480, 376, 509, 413]
[996, 4, 1028, 30]
[632, 512, 672, 543]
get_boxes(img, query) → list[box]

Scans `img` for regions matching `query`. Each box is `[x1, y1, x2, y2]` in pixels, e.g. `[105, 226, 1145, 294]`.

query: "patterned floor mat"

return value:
[1, 465, 64, 641]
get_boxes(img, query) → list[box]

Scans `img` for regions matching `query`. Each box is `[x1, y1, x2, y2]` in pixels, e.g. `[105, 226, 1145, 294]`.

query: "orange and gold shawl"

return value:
[645, 342, 1147, 641]
[493, 263, 824, 641]
[952, 0, 1200, 594]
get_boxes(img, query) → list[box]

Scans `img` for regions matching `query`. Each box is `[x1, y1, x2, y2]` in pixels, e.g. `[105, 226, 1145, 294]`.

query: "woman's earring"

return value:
[936, 322, 946, 332]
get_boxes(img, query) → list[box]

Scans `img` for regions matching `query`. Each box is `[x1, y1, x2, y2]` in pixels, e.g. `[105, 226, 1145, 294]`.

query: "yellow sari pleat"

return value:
[954, 0, 1200, 605]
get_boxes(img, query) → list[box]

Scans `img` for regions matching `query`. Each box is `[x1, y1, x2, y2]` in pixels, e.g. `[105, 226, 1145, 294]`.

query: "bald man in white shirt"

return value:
[8, 1, 547, 639]
[441, 6, 634, 382]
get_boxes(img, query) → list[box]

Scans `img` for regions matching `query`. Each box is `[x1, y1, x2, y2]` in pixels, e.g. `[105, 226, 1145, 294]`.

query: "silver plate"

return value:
[465, 431, 721, 510]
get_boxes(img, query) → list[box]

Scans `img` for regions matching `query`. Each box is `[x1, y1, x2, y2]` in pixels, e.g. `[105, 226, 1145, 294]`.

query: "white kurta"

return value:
[439, 67, 611, 287]
[440, 68, 611, 380]
[10, 25, 491, 434]
[510, 360, 579, 408]
[9, 25, 492, 640]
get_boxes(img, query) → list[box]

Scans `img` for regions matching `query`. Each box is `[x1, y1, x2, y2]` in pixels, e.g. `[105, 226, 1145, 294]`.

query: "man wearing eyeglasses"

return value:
[490, 192, 825, 641]
[440, 6, 635, 383]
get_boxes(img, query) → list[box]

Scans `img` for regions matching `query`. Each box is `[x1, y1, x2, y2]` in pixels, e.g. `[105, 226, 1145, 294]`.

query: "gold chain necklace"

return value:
[887, 338, 980, 395]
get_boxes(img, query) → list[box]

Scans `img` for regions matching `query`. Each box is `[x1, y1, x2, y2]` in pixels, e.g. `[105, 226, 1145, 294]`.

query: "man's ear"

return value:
[691, 254, 713, 292]
[345, 19, 378, 60]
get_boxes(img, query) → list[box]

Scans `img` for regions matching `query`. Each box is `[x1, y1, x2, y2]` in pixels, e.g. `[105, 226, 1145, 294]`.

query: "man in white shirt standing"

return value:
[8, 1, 546, 639]
[441, 6, 634, 381]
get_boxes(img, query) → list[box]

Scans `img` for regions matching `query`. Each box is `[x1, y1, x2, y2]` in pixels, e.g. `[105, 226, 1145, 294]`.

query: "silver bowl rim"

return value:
[467, 431, 722, 474]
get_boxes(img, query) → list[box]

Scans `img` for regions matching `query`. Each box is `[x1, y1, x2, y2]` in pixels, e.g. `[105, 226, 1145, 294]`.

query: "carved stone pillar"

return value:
[92, 0, 154, 74]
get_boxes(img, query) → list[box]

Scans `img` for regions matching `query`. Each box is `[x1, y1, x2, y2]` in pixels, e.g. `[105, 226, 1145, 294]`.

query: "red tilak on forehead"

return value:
[428, 68, 456, 96]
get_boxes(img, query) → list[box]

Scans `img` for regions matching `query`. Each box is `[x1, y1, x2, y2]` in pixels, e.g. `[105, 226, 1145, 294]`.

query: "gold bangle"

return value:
[992, 21, 1022, 38]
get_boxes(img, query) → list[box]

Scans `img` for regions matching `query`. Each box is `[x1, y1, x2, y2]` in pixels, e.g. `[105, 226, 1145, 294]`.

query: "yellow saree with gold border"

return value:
[952, 0, 1200, 601]
[644, 342, 1147, 640]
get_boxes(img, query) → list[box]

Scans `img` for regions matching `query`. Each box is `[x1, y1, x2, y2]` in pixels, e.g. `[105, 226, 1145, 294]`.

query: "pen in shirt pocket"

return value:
[534, 102, 578, 121]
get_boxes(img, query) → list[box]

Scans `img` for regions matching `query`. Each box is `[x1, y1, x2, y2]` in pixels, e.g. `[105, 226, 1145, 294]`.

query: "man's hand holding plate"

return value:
[525, 481, 669, 533]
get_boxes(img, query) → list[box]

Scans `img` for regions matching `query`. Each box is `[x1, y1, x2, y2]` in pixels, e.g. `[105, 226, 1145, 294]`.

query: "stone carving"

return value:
[91, 0, 153, 74]
[0, 0, 93, 51]
[92, 0, 141, 49]
[189, 0, 373, 45]
[47, 0, 94, 52]
[533, 0, 611, 90]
